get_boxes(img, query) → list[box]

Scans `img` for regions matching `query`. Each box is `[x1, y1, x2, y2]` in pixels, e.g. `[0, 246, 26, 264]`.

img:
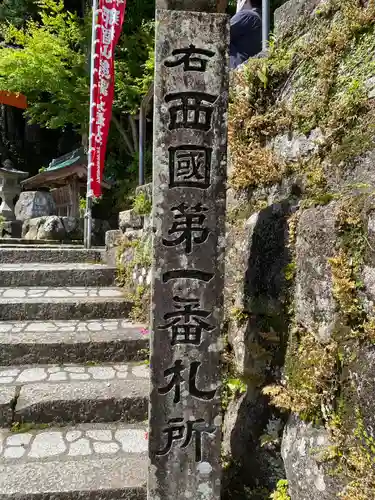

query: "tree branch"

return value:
[112, 115, 135, 155]
[128, 114, 138, 153]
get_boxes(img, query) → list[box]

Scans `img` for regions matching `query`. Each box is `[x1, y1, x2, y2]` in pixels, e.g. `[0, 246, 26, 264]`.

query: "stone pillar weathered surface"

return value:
[156, 0, 228, 12]
[148, 6, 229, 500]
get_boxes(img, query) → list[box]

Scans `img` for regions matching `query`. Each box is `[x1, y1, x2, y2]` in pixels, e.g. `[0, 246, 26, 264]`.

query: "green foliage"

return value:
[79, 196, 86, 217]
[11, 422, 50, 433]
[116, 236, 152, 322]
[270, 480, 290, 500]
[0, 215, 5, 234]
[0, 0, 155, 127]
[283, 262, 296, 282]
[226, 377, 247, 395]
[221, 374, 247, 411]
[114, 20, 154, 115]
[0, 0, 88, 131]
[133, 191, 152, 215]
[263, 330, 338, 422]
[0, 0, 38, 27]
[0, 0, 155, 208]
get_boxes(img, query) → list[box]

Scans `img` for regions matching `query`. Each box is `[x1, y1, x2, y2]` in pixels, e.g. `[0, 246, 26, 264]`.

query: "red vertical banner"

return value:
[90, 0, 127, 197]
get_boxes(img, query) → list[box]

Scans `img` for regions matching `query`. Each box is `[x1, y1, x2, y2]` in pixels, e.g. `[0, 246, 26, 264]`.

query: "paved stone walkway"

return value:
[0, 363, 148, 385]
[0, 423, 148, 461]
[0, 287, 124, 299]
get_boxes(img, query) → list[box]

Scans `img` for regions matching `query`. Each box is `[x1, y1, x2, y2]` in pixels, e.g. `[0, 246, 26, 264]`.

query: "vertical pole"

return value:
[85, 0, 98, 249]
[262, 0, 270, 52]
[139, 103, 145, 186]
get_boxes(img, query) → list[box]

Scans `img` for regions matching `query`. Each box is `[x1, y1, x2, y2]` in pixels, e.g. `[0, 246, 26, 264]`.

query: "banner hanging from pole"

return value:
[90, 0, 127, 197]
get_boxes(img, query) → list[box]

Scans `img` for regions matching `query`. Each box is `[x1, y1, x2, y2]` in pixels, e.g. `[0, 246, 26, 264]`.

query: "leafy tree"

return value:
[0, 0, 39, 27]
[0, 0, 154, 140]
[0, 0, 88, 133]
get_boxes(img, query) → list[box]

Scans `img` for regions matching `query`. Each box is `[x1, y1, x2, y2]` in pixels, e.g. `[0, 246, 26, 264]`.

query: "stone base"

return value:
[1, 220, 23, 239]
[22, 216, 110, 246]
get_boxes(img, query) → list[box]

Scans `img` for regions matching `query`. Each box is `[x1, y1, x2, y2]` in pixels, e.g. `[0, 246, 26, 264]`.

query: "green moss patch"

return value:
[116, 236, 152, 323]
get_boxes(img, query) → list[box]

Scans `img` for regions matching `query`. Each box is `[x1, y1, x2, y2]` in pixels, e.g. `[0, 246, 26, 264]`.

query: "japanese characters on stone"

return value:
[149, 10, 228, 500]
[155, 42, 219, 462]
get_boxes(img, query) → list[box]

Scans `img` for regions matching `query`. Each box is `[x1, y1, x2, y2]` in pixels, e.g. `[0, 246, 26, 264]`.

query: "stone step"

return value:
[0, 247, 104, 264]
[0, 238, 83, 246]
[0, 422, 147, 499]
[0, 319, 149, 365]
[0, 287, 131, 321]
[0, 362, 149, 426]
[0, 263, 117, 287]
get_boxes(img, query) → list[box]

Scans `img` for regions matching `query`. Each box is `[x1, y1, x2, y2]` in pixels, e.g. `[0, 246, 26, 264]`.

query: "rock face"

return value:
[295, 203, 339, 342]
[15, 191, 56, 221]
[222, 392, 285, 498]
[271, 129, 325, 164]
[281, 415, 344, 500]
[222, 0, 375, 497]
[155, 0, 224, 12]
[349, 346, 375, 438]
[274, 0, 323, 39]
[223, 201, 294, 494]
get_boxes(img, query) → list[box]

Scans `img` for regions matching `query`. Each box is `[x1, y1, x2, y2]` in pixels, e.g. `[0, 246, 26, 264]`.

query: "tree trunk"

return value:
[128, 115, 138, 154]
[112, 115, 136, 155]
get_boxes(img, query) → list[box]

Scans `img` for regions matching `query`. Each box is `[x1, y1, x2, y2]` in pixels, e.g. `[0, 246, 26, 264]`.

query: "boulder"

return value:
[15, 191, 56, 221]
[61, 217, 84, 241]
[105, 230, 123, 251]
[23, 216, 66, 241]
[226, 202, 292, 317]
[282, 415, 344, 500]
[37, 216, 66, 240]
[22, 216, 108, 243]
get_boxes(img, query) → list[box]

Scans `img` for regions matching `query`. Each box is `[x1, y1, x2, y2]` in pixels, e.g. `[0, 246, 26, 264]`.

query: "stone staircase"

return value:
[0, 244, 149, 499]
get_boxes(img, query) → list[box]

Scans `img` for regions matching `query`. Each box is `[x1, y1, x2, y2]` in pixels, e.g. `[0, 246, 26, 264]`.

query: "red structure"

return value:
[0, 91, 27, 109]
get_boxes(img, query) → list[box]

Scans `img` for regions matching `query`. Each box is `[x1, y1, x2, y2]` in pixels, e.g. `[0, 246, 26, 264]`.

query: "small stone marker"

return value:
[149, 2, 229, 499]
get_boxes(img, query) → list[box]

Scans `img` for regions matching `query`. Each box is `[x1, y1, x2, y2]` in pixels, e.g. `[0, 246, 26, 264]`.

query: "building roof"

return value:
[21, 148, 111, 190]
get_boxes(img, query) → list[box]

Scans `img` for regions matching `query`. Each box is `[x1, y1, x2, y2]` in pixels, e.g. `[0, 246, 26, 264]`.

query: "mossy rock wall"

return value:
[224, 0, 375, 498]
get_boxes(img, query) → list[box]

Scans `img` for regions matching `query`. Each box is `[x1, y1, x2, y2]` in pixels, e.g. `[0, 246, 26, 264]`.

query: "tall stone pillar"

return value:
[149, 1, 229, 499]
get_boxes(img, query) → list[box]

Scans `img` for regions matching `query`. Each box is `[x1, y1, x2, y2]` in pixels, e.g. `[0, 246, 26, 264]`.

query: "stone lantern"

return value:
[0, 160, 28, 224]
